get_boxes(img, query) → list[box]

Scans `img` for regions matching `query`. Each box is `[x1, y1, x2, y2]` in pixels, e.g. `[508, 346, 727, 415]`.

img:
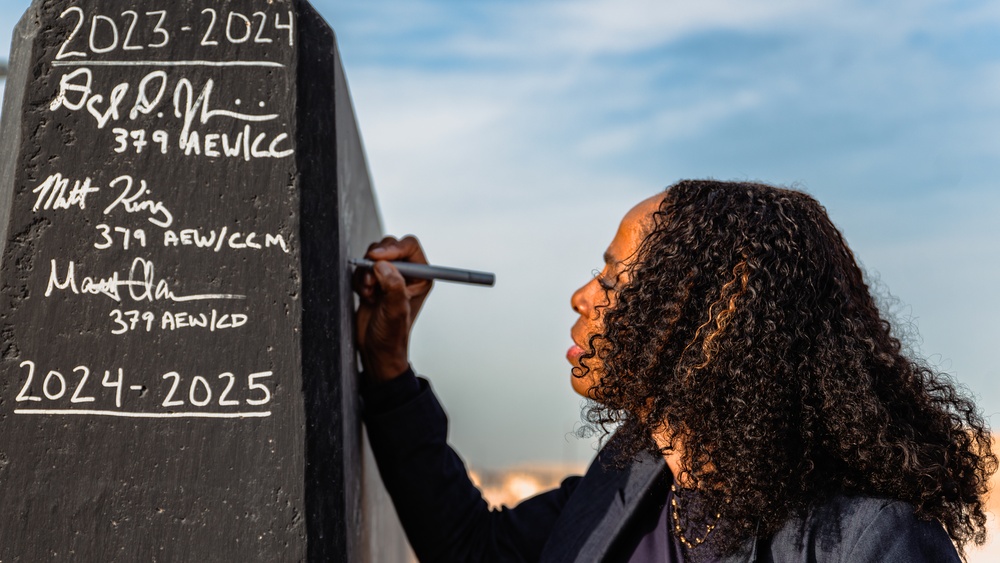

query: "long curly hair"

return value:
[579, 180, 995, 556]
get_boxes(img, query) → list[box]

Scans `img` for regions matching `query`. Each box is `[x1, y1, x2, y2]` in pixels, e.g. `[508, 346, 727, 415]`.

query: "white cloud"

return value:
[535, 0, 814, 53]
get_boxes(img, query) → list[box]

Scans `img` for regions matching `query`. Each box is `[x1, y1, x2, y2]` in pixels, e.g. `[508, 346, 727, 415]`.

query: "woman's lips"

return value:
[566, 344, 585, 363]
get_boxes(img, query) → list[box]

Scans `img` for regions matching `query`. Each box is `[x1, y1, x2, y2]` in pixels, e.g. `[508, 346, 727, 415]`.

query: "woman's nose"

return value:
[571, 283, 590, 315]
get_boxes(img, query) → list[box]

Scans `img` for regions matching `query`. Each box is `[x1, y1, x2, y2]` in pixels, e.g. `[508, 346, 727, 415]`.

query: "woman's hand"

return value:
[354, 235, 433, 383]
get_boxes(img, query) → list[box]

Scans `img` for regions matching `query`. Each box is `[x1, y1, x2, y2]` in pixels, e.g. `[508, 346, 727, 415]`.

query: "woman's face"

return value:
[568, 194, 664, 398]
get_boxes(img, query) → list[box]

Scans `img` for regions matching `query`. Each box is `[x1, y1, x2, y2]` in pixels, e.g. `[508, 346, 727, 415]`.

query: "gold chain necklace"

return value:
[669, 484, 722, 549]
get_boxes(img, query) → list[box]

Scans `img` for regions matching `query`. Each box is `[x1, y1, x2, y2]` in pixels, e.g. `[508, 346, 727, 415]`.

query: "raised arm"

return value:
[354, 236, 579, 562]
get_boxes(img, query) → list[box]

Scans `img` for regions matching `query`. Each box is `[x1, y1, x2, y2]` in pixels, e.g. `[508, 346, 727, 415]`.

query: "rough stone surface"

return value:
[0, 1, 405, 560]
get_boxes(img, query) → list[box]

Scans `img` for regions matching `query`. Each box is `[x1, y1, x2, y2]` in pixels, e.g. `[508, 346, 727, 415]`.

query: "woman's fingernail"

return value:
[376, 262, 393, 276]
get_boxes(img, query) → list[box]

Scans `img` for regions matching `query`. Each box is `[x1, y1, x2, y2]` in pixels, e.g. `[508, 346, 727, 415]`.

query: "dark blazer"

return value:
[364, 378, 961, 563]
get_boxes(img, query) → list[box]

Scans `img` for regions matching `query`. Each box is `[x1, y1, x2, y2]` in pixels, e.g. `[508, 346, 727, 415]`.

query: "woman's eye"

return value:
[592, 269, 616, 291]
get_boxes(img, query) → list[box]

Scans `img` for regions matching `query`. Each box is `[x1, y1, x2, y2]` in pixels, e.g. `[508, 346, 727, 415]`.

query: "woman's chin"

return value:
[570, 372, 601, 400]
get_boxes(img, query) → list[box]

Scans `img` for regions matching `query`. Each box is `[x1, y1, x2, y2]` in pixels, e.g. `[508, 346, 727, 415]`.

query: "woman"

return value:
[355, 180, 995, 562]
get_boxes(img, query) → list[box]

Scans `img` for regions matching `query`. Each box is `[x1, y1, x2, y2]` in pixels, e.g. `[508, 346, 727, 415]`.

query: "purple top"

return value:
[627, 483, 724, 563]
[627, 484, 686, 562]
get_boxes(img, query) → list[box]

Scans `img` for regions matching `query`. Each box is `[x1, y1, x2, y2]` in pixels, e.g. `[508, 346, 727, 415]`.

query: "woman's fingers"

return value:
[367, 235, 428, 265]
[372, 261, 409, 319]
[362, 235, 433, 306]
[353, 235, 433, 381]
[352, 257, 378, 302]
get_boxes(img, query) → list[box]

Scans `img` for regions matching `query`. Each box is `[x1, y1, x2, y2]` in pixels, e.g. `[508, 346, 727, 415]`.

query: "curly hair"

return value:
[578, 180, 995, 556]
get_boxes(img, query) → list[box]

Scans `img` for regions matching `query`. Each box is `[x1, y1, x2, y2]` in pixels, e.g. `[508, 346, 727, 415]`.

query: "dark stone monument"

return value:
[0, 1, 408, 560]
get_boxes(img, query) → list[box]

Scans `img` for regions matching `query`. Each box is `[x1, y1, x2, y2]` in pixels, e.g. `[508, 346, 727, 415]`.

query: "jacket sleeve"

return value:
[841, 500, 962, 563]
[363, 375, 581, 563]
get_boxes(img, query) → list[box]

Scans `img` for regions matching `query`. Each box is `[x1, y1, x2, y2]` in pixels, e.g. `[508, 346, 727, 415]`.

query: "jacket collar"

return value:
[574, 450, 666, 562]
[539, 445, 665, 563]
[541, 446, 759, 563]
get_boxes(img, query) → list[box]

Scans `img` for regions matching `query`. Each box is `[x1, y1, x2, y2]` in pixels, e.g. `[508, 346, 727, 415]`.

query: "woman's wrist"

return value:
[364, 353, 411, 384]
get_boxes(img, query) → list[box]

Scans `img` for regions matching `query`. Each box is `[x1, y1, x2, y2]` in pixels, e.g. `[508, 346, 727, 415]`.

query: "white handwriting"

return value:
[45, 258, 246, 303]
[179, 125, 293, 160]
[163, 227, 290, 253]
[50, 69, 282, 136]
[32, 173, 100, 212]
[174, 78, 278, 150]
[102, 175, 174, 228]
[161, 309, 248, 331]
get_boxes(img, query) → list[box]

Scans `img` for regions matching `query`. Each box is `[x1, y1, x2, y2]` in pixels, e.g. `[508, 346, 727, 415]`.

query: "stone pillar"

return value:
[0, 1, 406, 560]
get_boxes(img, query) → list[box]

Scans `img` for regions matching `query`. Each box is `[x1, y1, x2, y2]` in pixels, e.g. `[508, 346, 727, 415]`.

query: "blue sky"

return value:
[2, 0, 999, 468]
